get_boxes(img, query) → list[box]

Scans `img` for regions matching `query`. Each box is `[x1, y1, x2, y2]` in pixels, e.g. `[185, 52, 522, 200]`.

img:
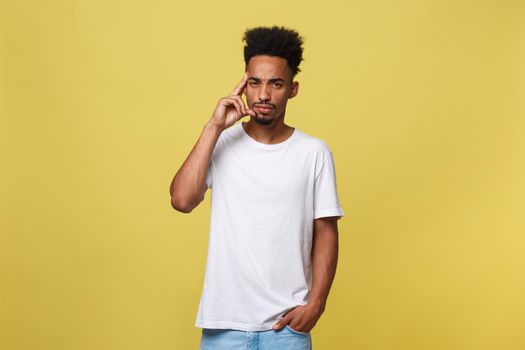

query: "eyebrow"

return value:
[248, 77, 285, 83]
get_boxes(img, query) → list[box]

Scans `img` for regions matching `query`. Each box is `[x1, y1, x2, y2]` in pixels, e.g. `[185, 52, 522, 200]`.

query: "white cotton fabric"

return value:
[195, 122, 345, 331]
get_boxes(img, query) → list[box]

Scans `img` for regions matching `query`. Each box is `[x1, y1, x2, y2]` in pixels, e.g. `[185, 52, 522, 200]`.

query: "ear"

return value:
[289, 81, 299, 98]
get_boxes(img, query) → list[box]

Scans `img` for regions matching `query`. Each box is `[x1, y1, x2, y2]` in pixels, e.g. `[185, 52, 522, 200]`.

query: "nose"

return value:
[257, 83, 271, 102]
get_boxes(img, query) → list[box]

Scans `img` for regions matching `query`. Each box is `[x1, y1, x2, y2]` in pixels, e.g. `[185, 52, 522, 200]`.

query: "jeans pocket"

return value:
[285, 325, 309, 335]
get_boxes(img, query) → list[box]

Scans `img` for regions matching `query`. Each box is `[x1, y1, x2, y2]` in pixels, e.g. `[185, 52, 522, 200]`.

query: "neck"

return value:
[242, 117, 294, 145]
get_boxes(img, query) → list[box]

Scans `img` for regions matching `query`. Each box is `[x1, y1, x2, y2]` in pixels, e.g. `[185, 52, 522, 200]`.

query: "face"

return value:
[244, 55, 299, 126]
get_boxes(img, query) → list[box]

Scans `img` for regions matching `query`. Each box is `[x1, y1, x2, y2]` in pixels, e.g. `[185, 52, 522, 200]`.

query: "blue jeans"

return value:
[199, 326, 312, 350]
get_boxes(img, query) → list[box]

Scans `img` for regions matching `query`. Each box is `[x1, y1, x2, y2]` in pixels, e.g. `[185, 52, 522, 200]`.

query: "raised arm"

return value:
[169, 72, 256, 213]
[169, 122, 222, 212]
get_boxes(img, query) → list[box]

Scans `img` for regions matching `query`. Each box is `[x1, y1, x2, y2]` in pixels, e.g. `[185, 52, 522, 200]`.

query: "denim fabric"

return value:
[199, 325, 312, 350]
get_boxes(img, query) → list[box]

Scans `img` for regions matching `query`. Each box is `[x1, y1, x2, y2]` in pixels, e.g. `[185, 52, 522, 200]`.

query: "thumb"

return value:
[272, 314, 291, 330]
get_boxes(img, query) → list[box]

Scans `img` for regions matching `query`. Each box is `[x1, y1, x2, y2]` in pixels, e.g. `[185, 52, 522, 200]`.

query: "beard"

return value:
[253, 111, 274, 126]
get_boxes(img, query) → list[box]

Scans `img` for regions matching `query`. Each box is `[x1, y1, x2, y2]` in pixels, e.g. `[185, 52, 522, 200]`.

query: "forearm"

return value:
[309, 218, 339, 311]
[169, 122, 223, 211]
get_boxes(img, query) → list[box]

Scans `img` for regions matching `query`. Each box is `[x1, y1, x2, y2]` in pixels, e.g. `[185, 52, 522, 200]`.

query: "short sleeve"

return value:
[205, 161, 213, 189]
[313, 151, 345, 220]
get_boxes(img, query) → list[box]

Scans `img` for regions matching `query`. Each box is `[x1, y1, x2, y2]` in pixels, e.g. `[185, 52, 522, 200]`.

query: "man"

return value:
[169, 25, 344, 350]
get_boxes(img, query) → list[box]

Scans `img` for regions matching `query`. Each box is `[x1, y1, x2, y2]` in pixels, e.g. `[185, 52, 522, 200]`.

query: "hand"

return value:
[272, 303, 324, 333]
[209, 72, 256, 131]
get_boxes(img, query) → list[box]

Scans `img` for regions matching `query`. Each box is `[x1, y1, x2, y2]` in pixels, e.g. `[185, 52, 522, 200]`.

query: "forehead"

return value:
[246, 55, 291, 80]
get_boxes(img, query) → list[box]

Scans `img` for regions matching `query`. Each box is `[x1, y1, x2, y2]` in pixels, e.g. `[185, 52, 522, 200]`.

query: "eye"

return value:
[249, 82, 258, 86]
[274, 82, 283, 87]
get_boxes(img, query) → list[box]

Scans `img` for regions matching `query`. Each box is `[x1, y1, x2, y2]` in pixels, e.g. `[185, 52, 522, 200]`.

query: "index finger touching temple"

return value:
[230, 72, 249, 96]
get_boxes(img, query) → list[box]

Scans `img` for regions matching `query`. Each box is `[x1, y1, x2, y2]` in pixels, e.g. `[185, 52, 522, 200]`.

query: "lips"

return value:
[255, 105, 273, 113]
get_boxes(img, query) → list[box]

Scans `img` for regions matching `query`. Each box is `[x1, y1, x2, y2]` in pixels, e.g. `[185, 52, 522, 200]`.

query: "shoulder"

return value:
[295, 128, 333, 159]
[221, 123, 245, 144]
[213, 123, 243, 152]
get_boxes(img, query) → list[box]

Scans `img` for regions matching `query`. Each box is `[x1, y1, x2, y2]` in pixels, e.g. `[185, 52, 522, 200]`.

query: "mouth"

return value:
[255, 105, 273, 114]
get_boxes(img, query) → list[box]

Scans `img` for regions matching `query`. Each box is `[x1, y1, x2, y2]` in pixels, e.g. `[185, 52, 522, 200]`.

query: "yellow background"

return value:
[2, 0, 524, 349]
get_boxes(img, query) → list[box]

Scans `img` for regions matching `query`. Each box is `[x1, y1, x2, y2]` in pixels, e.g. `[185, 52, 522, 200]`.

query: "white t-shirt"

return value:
[195, 122, 345, 331]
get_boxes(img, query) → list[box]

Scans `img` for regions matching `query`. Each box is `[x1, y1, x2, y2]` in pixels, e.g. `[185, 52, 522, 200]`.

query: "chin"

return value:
[254, 114, 275, 126]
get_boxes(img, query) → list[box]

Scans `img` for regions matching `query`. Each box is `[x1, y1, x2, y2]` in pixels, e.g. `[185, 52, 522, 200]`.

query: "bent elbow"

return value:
[170, 196, 194, 213]
[170, 185, 207, 213]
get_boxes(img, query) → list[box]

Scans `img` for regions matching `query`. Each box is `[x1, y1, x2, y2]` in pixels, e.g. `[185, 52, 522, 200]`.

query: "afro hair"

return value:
[242, 25, 305, 79]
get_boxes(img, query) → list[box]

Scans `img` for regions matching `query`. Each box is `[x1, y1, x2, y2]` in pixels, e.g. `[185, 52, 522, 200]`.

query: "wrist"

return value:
[205, 121, 224, 134]
[307, 299, 326, 314]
